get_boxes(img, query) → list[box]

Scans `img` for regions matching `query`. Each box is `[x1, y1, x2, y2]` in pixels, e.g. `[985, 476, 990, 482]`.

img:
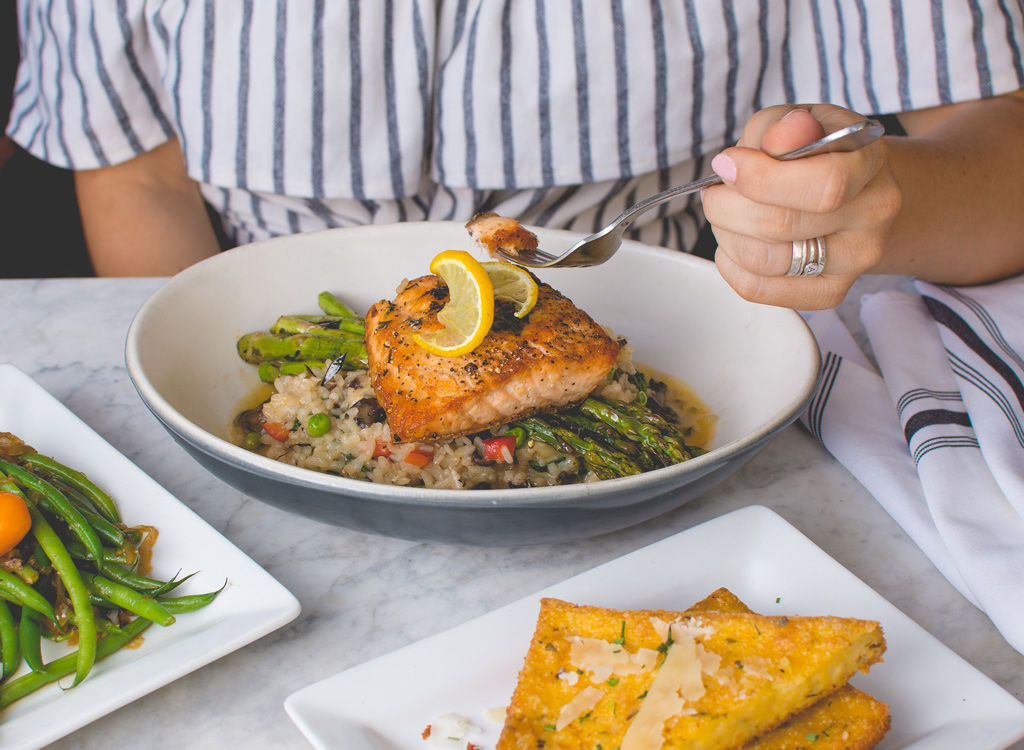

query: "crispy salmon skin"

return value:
[365, 274, 620, 443]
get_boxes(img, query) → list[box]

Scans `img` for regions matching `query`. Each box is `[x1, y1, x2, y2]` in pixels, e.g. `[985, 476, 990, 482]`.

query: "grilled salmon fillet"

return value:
[364, 274, 620, 443]
[466, 212, 540, 259]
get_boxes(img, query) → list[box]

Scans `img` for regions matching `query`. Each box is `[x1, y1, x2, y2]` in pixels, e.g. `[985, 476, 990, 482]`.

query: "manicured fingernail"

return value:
[781, 108, 805, 123]
[711, 153, 737, 183]
[699, 187, 707, 201]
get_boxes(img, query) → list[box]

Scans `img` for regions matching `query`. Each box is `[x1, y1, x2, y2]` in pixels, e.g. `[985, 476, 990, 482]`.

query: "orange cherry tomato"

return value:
[402, 448, 433, 467]
[0, 492, 32, 556]
[262, 421, 291, 442]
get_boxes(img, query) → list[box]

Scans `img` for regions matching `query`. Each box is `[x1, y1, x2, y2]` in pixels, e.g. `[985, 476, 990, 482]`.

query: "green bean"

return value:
[0, 617, 151, 708]
[65, 541, 134, 568]
[66, 614, 124, 636]
[19, 609, 45, 673]
[27, 502, 96, 687]
[17, 454, 121, 523]
[0, 600, 19, 680]
[33, 542, 50, 570]
[86, 575, 175, 627]
[88, 561, 193, 597]
[0, 570, 56, 624]
[155, 582, 225, 614]
[14, 565, 39, 586]
[50, 479, 128, 548]
[0, 460, 106, 568]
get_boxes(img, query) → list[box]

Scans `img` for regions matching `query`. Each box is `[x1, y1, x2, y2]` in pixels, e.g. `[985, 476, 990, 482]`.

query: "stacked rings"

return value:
[787, 237, 827, 277]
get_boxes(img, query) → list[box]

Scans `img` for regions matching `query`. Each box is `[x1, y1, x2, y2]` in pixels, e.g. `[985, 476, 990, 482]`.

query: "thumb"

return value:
[759, 108, 826, 157]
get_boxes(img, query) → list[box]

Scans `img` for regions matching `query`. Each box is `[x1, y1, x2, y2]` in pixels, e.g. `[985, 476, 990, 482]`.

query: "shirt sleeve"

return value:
[7, 0, 177, 170]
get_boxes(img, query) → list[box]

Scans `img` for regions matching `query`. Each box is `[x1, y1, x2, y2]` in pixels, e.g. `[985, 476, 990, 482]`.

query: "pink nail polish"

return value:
[711, 153, 737, 183]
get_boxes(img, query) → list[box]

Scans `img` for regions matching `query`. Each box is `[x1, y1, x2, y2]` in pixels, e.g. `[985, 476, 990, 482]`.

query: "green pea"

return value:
[306, 413, 331, 438]
[242, 432, 261, 451]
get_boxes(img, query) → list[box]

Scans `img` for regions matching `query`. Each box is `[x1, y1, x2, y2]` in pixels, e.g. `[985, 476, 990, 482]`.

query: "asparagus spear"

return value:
[551, 412, 661, 472]
[271, 315, 365, 338]
[237, 332, 367, 367]
[318, 291, 360, 319]
[514, 416, 642, 479]
[579, 397, 692, 464]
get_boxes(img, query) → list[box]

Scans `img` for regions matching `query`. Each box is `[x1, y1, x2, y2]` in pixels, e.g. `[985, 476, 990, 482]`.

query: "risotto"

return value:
[232, 338, 716, 490]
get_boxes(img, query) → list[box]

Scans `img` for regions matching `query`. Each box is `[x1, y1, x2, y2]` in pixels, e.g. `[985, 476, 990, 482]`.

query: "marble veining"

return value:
[0, 276, 1021, 750]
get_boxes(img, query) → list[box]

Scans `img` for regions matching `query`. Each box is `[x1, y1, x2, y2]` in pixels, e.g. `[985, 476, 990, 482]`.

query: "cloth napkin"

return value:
[799, 273, 1024, 656]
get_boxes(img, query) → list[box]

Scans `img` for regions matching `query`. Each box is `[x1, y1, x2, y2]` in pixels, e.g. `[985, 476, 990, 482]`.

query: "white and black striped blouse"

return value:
[9, 0, 1024, 250]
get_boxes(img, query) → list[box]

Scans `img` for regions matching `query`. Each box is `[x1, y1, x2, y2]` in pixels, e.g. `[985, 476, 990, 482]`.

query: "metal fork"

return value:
[492, 118, 885, 268]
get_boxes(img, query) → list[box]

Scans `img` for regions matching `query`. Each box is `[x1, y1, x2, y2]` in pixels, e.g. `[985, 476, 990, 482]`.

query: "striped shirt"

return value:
[9, 0, 1024, 250]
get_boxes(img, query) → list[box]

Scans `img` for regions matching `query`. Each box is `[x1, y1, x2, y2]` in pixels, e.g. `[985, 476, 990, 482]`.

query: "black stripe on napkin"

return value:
[895, 387, 962, 419]
[903, 408, 972, 443]
[807, 351, 840, 443]
[924, 295, 1024, 413]
[913, 434, 981, 464]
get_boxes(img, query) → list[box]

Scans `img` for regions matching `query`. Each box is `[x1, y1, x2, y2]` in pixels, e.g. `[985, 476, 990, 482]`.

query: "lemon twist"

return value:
[482, 261, 539, 318]
[413, 250, 495, 357]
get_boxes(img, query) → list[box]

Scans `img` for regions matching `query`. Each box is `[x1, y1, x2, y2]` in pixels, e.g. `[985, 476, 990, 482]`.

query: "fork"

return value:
[492, 118, 885, 269]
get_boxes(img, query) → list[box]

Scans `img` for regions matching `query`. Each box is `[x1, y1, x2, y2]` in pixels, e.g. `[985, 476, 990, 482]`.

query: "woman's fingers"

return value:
[714, 246, 858, 311]
[703, 104, 902, 309]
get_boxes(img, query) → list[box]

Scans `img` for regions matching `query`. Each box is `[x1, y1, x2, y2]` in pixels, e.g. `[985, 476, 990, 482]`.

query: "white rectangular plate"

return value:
[0, 364, 301, 749]
[286, 504, 1024, 750]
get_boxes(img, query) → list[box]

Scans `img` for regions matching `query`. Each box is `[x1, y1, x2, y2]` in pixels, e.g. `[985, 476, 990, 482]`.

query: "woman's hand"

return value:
[701, 105, 902, 310]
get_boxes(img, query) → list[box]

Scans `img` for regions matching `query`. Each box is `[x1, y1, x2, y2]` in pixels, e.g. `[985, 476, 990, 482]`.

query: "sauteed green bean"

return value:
[0, 432, 224, 706]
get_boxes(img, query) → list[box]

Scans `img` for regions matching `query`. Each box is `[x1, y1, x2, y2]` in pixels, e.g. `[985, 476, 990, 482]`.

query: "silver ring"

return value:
[787, 237, 826, 277]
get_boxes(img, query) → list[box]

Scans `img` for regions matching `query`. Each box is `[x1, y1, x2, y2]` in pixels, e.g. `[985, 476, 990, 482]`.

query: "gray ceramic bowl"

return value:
[125, 222, 820, 546]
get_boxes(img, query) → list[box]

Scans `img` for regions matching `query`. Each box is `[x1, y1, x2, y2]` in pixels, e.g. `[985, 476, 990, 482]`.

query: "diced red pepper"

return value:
[372, 440, 392, 458]
[263, 421, 291, 442]
[403, 448, 433, 467]
[481, 435, 517, 462]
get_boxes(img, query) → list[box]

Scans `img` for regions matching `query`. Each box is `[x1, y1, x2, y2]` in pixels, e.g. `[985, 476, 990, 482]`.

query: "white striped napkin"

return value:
[799, 273, 1024, 656]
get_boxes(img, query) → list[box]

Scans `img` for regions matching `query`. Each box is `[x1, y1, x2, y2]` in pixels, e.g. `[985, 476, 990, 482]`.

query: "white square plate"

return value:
[0, 364, 301, 749]
[285, 504, 1024, 750]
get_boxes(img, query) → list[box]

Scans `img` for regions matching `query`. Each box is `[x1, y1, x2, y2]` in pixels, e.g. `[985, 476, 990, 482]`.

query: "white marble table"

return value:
[1, 275, 1022, 749]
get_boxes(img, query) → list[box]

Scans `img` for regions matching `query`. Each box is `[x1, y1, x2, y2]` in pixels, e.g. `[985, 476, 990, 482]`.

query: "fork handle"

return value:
[612, 174, 723, 232]
[611, 118, 884, 233]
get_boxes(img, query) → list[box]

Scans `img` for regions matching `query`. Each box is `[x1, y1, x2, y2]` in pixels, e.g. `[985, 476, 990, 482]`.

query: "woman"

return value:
[8, 1, 1024, 310]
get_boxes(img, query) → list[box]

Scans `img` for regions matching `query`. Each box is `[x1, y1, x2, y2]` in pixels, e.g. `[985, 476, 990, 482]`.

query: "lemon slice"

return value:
[482, 261, 539, 318]
[413, 250, 495, 357]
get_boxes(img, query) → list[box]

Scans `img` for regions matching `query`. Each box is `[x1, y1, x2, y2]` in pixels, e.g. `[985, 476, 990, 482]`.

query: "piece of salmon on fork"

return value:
[465, 212, 540, 260]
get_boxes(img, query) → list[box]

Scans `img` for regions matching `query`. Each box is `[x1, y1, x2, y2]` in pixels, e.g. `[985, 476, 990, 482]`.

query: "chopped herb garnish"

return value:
[579, 711, 592, 722]
[613, 621, 626, 645]
[806, 733, 819, 742]
[544, 724, 556, 731]
[607, 677, 619, 686]
[776, 597, 781, 603]
[637, 690, 648, 699]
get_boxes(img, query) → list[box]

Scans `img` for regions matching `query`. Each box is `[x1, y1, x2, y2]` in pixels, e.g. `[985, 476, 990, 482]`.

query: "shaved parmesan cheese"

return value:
[622, 633, 704, 750]
[425, 713, 481, 746]
[555, 685, 605, 730]
[569, 636, 658, 683]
